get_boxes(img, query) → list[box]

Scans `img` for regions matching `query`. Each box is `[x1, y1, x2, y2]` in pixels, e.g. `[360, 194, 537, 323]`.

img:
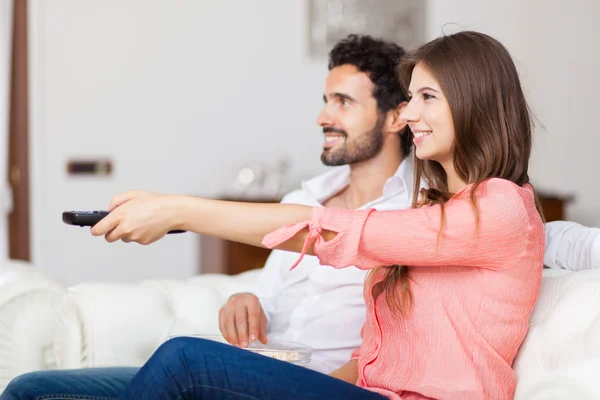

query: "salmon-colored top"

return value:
[262, 178, 544, 400]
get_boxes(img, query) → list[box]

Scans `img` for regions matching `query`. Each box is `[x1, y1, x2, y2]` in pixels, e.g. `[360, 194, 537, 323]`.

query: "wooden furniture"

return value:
[538, 193, 574, 223]
[200, 193, 574, 275]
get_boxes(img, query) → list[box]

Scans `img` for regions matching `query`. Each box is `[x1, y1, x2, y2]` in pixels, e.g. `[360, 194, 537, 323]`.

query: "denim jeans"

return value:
[2, 338, 386, 400]
[1, 367, 139, 400]
[119, 337, 386, 400]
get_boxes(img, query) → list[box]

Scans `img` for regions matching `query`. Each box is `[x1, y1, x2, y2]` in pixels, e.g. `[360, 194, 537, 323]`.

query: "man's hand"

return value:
[219, 293, 267, 348]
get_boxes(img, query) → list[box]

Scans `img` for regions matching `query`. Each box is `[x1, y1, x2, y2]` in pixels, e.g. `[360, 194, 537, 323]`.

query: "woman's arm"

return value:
[89, 190, 334, 253]
[262, 178, 539, 271]
[328, 359, 358, 385]
[176, 196, 330, 251]
[91, 179, 536, 272]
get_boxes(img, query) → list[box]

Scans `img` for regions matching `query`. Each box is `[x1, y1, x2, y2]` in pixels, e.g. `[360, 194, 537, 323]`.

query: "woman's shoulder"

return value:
[453, 178, 538, 220]
[470, 178, 534, 201]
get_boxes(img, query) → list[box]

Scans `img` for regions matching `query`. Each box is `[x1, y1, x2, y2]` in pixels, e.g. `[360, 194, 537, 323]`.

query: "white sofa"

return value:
[50, 266, 600, 399]
[53, 269, 261, 369]
[0, 260, 66, 392]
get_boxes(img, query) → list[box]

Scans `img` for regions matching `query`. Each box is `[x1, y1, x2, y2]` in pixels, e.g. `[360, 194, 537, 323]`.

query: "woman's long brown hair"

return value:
[378, 31, 545, 314]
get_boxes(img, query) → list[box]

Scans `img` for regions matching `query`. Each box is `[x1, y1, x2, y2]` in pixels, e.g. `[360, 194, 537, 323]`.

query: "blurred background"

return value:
[1, 0, 598, 286]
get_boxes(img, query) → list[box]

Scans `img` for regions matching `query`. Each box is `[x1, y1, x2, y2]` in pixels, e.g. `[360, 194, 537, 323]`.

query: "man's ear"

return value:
[384, 101, 408, 135]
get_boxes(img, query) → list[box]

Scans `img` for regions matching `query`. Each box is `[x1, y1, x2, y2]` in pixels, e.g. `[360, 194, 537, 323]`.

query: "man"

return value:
[217, 34, 600, 374]
[219, 34, 415, 373]
[1, 33, 597, 399]
[0, 33, 414, 400]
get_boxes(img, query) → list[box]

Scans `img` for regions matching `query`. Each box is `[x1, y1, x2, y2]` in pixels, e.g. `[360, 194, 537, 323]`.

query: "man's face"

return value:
[317, 65, 384, 166]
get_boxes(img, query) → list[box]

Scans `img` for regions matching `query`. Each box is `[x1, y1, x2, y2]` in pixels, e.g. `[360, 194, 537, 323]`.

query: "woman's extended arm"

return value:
[91, 179, 537, 272]
[89, 190, 335, 253]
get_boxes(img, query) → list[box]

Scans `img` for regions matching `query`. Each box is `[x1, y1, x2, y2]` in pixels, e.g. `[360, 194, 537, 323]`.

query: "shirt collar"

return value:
[301, 154, 418, 207]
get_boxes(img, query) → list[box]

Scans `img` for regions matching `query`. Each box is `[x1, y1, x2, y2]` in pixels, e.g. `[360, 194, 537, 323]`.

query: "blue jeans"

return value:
[1, 367, 138, 400]
[2, 338, 386, 400]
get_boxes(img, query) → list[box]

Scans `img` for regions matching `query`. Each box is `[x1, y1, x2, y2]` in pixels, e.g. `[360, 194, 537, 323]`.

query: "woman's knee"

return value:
[153, 337, 228, 360]
[148, 337, 242, 375]
[148, 337, 210, 370]
[1, 371, 52, 399]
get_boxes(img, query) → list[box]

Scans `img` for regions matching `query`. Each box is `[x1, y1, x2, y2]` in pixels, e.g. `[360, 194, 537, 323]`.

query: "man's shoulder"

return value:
[280, 167, 349, 205]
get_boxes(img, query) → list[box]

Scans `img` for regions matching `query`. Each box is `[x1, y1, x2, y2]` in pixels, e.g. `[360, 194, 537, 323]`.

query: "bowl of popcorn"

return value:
[171, 334, 313, 366]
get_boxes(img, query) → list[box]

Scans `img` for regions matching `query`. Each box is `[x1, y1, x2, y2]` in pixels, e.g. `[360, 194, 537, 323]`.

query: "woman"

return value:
[12, 31, 545, 400]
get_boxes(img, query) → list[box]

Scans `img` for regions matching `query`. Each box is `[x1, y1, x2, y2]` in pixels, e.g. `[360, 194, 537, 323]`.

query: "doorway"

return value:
[8, 0, 30, 261]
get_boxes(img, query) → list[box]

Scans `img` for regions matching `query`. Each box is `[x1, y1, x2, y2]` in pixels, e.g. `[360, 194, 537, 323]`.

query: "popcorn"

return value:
[248, 349, 303, 362]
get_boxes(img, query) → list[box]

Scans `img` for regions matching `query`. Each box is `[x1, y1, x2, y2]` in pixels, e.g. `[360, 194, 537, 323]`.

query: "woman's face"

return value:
[400, 63, 455, 165]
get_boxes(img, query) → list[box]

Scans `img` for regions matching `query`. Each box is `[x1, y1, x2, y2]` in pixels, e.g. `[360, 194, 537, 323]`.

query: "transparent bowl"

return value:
[169, 334, 312, 366]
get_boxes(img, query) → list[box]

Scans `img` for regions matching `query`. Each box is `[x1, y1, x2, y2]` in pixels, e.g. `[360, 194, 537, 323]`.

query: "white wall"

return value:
[29, 0, 329, 285]
[427, 0, 600, 225]
[29, 0, 600, 285]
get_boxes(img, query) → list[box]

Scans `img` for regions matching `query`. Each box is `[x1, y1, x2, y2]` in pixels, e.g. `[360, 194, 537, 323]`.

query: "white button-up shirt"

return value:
[251, 158, 418, 373]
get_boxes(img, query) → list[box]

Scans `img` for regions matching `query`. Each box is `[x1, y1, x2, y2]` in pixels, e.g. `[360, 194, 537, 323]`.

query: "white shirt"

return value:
[251, 158, 599, 374]
[251, 157, 417, 373]
[544, 220, 600, 270]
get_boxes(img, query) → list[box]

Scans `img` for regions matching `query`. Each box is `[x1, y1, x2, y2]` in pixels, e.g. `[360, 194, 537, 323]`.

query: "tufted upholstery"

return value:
[54, 269, 261, 369]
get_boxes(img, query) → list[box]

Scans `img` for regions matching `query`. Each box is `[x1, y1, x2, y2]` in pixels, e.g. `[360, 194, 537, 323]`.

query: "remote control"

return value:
[62, 211, 186, 234]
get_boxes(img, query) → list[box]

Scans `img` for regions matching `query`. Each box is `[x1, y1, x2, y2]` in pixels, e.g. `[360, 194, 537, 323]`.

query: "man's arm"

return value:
[544, 221, 600, 271]
[251, 190, 309, 322]
[250, 250, 286, 325]
[329, 359, 359, 385]
[220, 191, 306, 346]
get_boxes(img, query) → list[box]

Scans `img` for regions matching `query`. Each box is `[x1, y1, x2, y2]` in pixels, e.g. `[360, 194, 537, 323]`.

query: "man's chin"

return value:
[321, 153, 347, 166]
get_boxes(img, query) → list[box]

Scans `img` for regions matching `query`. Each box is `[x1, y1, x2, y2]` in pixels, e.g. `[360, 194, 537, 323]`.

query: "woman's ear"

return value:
[384, 101, 408, 135]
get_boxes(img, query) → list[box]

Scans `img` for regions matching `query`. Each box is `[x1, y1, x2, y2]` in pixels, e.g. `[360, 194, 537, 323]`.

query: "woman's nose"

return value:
[399, 100, 420, 123]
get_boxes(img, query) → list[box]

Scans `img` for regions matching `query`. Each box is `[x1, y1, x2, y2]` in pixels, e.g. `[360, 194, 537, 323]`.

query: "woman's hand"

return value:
[90, 190, 184, 245]
[89, 190, 316, 252]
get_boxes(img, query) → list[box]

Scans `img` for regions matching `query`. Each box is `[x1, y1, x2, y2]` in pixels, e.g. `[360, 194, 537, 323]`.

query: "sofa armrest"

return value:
[0, 261, 65, 392]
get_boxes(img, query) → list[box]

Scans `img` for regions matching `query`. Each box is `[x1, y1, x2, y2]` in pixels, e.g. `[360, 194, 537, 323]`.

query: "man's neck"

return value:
[327, 149, 403, 209]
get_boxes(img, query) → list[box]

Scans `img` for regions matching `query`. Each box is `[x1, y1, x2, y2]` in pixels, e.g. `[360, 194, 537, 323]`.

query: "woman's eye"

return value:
[423, 93, 435, 100]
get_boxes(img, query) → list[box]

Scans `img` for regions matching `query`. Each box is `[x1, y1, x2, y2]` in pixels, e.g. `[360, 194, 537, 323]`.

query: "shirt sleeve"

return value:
[249, 250, 286, 325]
[262, 179, 537, 272]
[544, 220, 600, 271]
[249, 190, 308, 323]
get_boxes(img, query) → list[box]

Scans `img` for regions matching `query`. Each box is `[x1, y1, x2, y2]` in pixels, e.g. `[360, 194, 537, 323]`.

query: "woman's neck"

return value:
[441, 162, 467, 194]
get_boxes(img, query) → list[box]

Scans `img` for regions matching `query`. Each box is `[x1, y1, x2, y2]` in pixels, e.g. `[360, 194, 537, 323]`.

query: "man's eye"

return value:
[342, 99, 351, 106]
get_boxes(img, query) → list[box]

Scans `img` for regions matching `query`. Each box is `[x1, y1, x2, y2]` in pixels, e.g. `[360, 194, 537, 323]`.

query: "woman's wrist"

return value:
[167, 194, 202, 232]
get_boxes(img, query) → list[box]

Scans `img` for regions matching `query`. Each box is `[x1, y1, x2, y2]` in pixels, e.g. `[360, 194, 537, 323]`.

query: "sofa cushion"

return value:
[514, 269, 600, 398]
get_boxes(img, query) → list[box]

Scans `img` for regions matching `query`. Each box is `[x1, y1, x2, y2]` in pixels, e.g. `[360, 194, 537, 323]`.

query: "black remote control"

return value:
[62, 211, 186, 234]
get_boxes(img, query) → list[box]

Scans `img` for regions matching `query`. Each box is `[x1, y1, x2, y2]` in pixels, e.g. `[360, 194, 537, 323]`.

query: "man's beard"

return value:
[320, 115, 385, 166]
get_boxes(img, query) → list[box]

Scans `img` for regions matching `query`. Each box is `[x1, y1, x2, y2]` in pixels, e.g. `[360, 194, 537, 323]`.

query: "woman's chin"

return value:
[415, 148, 433, 160]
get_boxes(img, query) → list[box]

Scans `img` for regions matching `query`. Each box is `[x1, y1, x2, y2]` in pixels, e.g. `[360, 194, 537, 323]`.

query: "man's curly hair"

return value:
[328, 34, 412, 157]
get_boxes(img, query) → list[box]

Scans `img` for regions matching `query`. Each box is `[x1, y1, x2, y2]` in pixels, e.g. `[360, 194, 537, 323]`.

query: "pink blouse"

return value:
[262, 178, 544, 400]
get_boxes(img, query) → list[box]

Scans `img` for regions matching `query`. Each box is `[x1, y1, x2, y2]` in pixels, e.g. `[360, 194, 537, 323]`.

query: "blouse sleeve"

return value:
[262, 179, 539, 272]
